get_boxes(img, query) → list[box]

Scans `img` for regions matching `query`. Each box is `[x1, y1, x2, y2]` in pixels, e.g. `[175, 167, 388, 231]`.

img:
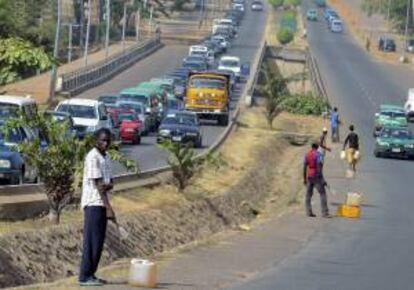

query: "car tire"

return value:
[196, 138, 202, 148]
[218, 115, 229, 126]
[133, 135, 141, 145]
[374, 151, 381, 158]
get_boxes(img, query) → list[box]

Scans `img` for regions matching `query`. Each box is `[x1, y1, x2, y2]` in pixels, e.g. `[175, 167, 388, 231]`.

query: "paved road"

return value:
[230, 1, 414, 290]
[77, 3, 266, 174]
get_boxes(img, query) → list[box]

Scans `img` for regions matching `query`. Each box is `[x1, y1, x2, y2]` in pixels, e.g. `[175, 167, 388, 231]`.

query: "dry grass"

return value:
[327, 0, 406, 64]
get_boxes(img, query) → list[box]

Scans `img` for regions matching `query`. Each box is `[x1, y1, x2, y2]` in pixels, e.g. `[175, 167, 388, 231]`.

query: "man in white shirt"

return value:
[79, 128, 115, 287]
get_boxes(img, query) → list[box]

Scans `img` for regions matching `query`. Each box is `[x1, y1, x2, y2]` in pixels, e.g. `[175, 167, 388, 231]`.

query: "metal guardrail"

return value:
[306, 48, 329, 103]
[58, 36, 162, 97]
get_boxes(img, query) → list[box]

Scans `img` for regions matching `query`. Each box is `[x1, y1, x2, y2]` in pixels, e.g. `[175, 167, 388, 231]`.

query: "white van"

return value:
[218, 56, 241, 80]
[189, 45, 214, 65]
[405, 88, 414, 121]
[330, 19, 343, 33]
[55, 98, 111, 137]
[0, 95, 37, 119]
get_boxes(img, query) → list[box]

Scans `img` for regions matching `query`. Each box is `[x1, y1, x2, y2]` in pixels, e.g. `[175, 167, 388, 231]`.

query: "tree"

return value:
[260, 63, 308, 128]
[0, 38, 55, 85]
[4, 110, 137, 224]
[159, 140, 222, 192]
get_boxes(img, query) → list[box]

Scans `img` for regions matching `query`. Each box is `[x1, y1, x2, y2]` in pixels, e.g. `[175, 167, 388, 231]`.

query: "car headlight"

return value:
[0, 159, 11, 168]
[159, 129, 171, 136]
[186, 132, 198, 137]
[405, 144, 414, 149]
[86, 126, 96, 132]
[378, 141, 389, 146]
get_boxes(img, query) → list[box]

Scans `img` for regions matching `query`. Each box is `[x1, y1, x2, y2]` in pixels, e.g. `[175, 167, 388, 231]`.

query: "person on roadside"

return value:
[330, 107, 340, 143]
[343, 125, 360, 173]
[79, 128, 115, 287]
[318, 127, 331, 163]
[303, 141, 331, 218]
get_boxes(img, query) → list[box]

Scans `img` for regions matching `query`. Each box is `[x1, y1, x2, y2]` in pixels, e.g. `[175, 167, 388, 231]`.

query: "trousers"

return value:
[331, 126, 340, 142]
[306, 176, 329, 215]
[79, 206, 107, 282]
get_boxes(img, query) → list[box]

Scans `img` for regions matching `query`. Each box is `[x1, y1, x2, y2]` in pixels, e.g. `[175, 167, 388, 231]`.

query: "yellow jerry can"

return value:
[336, 204, 361, 218]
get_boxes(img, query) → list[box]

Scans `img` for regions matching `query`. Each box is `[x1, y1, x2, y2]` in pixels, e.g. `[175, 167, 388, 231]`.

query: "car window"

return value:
[0, 126, 24, 143]
[57, 104, 97, 119]
[98, 105, 107, 120]
[220, 60, 240, 67]
[0, 103, 20, 119]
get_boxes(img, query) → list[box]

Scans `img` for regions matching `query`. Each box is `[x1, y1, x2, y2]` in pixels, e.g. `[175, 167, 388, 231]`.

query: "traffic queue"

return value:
[0, 0, 252, 185]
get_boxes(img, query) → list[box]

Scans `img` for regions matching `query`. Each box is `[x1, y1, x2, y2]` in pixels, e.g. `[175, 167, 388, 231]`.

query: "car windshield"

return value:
[186, 56, 204, 62]
[381, 111, 406, 118]
[99, 96, 117, 104]
[162, 116, 195, 126]
[220, 60, 239, 67]
[167, 100, 181, 109]
[0, 126, 22, 143]
[191, 51, 207, 57]
[119, 94, 148, 104]
[117, 103, 143, 114]
[118, 113, 136, 121]
[0, 103, 20, 119]
[57, 104, 97, 119]
[190, 78, 226, 89]
[381, 128, 412, 139]
[184, 62, 205, 70]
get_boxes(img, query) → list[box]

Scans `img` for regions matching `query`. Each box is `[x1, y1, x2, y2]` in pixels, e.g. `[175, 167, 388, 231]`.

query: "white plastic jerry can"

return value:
[346, 192, 362, 207]
[128, 259, 157, 288]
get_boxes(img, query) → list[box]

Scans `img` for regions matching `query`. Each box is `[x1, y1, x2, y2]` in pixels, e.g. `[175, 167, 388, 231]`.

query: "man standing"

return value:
[330, 107, 340, 143]
[304, 142, 330, 218]
[319, 127, 331, 162]
[343, 125, 360, 173]
[79, 128, 115, 286]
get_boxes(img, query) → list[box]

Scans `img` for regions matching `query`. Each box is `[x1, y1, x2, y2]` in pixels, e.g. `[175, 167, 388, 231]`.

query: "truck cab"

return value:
[185, 72, 230, 126]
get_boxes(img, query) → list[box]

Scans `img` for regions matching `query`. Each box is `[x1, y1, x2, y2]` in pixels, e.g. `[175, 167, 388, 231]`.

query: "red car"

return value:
[118, 111, 142, 144]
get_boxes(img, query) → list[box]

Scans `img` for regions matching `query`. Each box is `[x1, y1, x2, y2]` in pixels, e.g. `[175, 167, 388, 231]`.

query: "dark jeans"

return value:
[79, 206, 107, 282]
[331, 126, 340, 143]
[306, 176, 329, 216]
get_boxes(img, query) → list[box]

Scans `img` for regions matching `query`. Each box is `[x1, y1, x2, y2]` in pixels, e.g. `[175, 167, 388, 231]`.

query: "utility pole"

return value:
[403, 0, 411, 59]
[122, 1, 127, 51]
[149, 5, 153, 35]
[68, 24, 73, 62]
[105, 0, 111, 58]
[83, 0, 91, 67]
[386, 0, 391, 32]
[135, 8, 140, 42]
[48, 0, 62, 103]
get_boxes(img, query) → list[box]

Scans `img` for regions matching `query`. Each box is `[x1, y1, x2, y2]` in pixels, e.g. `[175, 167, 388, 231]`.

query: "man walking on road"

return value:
[343, 125, 360, 173]
[79, 128, 115, 287]
[304, 142, 330, 218]
[330, 107, 340, 143]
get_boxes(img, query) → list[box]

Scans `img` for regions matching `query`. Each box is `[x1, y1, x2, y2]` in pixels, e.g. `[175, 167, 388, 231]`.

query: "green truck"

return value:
[373, 104, 407, 137]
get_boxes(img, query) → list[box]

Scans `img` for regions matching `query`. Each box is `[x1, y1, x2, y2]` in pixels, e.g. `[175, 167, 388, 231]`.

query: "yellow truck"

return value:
[185, 72, 230, 126]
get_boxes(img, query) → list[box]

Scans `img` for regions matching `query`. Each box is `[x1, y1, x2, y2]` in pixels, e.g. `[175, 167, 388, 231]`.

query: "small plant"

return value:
[268, 0, 284, 7]
[277, 28, 294, 45]
[159, 140, 223, 192]
[281, 93, 329, 115]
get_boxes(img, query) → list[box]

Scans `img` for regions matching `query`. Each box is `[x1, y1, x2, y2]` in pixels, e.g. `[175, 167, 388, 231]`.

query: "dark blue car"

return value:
[157, 112, 202, 148]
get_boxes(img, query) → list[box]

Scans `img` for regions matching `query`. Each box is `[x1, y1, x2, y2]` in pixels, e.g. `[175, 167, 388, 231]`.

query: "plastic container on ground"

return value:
[128, 259, 157, 288]
[336, 204, 361, 218]
[346, 192, 362, 207]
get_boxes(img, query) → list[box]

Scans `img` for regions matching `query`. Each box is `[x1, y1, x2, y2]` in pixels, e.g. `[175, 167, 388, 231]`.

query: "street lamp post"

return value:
[403, 0, 410, 60]
[105, 0, 111, 58]
[122, 1, 127, 51]
[136, 8, 141, 42]
[48, 0, 62, 103]
[83, 0, 92, 67]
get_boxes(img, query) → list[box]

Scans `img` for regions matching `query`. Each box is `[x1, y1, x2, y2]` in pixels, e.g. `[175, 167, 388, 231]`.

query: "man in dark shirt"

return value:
[303, 142, 330, 218]
[343, 125, 360, 172]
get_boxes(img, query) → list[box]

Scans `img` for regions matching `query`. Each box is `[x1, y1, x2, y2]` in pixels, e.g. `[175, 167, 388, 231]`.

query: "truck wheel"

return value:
[133, 135, 141, 145]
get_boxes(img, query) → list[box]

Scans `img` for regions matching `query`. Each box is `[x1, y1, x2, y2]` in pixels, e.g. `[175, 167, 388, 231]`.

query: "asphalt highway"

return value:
[77, 4, 267, 174]
[230, 1, 414, 290]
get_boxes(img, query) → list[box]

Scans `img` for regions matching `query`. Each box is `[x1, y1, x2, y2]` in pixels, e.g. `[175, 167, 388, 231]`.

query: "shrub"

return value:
[280, 10, 297, 31]
[277, 28, 294, 44]
[281, 94, 329, 115]
[284, 0, 301, 7]
[268, 0, 284, 7]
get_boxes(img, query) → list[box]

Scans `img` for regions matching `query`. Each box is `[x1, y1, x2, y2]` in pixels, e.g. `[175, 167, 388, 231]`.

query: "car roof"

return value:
[220, 56, 240, 61]
[0, 95, 36, 106]
[380, 104, 405, 112]
[58, 98, 100, 106]
[120, 87, 152, 95]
